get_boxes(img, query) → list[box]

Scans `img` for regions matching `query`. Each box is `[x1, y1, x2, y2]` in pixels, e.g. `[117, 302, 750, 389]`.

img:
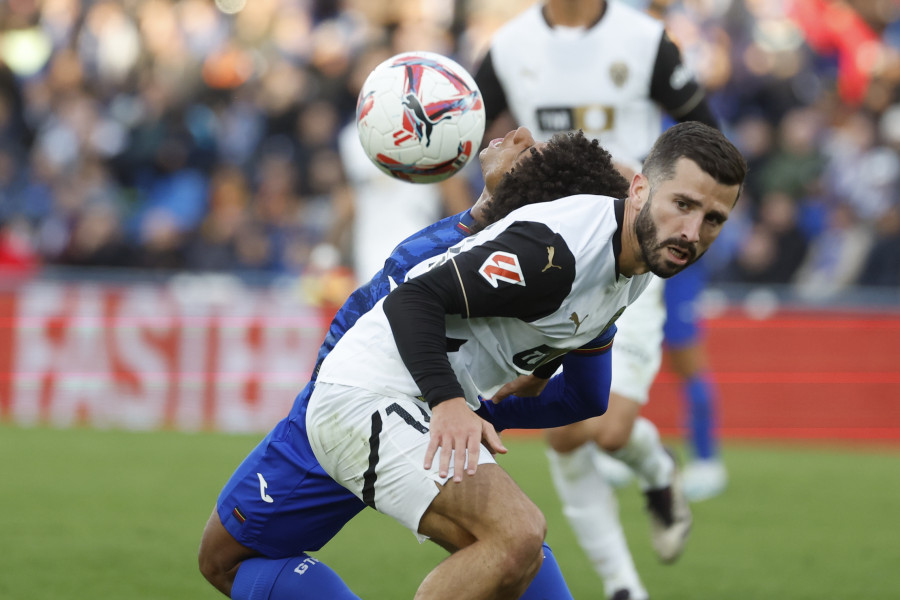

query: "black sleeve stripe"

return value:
[450, 257, 470, 318]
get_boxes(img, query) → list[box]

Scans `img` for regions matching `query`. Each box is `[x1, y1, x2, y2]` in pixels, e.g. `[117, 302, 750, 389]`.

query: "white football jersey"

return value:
[483, 1, 697, 163]
[317, 195, 653, 410]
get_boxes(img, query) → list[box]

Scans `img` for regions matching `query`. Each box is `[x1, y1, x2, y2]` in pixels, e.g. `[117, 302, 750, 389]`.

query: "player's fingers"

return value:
[466, 435, 481, 476]
[424, 435, 440, 470]
[439, 438, 453, 479]
[453, 435, 468, 482]
[482, 425, 507, 456]
[489, 383, 514, 404]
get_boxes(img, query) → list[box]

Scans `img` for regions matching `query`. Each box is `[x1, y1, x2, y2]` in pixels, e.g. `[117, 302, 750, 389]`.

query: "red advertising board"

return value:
[0, 280, 327, 433]
[2, 281, 899, 442]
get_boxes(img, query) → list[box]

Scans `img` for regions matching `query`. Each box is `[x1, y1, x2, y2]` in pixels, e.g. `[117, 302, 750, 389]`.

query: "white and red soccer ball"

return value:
[356, 51, 486, 184]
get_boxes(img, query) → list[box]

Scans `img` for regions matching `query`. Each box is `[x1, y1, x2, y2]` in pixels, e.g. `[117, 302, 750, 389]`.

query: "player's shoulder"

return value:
[496, 195, 620, 256]
[504, 194, 618, 228]
[387, 211, 470, 264]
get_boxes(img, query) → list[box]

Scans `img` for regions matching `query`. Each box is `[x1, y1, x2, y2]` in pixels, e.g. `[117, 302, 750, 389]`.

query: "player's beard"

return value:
[634, 198, 699, 278]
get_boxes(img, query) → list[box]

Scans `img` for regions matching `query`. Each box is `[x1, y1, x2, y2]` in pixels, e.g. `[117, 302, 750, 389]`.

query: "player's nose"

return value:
[681, 214, 703, 243]
[512, 126, 535, 147]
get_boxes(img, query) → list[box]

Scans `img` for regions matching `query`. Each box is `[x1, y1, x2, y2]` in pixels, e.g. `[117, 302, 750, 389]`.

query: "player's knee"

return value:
[494, 510, 546, 589]
[546, 425, 588, 453]
[197, 548, 231, 595]
[596, 423, 630, 452]
[198, 510, 246, 596]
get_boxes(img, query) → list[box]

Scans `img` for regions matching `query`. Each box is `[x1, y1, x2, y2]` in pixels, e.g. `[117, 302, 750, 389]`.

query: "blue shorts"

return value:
[216, 383, 366, 558]
[663, 262, 706, 348]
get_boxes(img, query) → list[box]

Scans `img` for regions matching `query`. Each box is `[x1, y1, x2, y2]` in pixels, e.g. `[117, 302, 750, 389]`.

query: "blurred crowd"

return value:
[0, 0, 898, 296]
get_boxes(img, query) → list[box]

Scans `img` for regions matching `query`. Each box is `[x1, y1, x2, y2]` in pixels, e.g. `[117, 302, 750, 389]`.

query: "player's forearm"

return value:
[383, 277, 465, 408]
[478, 350, 612, 430]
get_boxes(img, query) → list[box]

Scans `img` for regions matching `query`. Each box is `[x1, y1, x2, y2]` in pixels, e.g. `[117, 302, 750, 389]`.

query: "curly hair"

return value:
[479, 130, 629, 227]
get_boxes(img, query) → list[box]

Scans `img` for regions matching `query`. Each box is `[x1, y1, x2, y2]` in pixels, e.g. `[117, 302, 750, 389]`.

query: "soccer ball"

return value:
[356, 51, 486, 184]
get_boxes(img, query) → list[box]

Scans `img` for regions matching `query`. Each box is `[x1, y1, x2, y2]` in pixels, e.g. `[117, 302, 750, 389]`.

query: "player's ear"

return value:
[628, 172, 650, 212]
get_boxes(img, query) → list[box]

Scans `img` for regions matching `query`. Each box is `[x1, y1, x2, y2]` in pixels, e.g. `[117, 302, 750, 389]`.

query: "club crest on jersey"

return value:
[610, 61, 629, 87]
[479, 251, 525, 288]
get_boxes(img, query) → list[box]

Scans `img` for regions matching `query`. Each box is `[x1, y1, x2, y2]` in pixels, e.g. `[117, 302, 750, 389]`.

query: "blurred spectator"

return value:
[58, 201, 134, 268]
[794, 203, 873, 298]
[756, 107, 827, 204]
[729, 191, 809, 284]
[859, 203, 900, 287]
[0, 215, 39, 276]
[184, 165, 250, 271]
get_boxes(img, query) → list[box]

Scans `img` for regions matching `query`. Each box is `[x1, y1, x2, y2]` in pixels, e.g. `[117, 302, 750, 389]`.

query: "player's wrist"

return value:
[428, 395, 466, 410]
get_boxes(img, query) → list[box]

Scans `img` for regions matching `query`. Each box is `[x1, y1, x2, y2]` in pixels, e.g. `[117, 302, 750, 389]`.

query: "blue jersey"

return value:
[663, 260, 707, 348]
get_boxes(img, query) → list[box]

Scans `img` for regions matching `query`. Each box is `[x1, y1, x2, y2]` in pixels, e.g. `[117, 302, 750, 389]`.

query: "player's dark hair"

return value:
[480, 130, 629, 226]
[643, 121, 747, 200]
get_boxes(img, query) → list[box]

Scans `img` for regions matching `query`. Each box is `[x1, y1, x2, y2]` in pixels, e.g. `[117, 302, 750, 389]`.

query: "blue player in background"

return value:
[197, 127, 634, 600]
[663, 259, 728, 501]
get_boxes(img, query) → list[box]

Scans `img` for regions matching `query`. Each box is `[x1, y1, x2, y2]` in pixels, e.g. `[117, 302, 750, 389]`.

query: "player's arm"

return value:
[383, 221, 575, 478]
[476, 329, 615, 431]
[650, 32, 719, 129]
[384, 221, 575, 408]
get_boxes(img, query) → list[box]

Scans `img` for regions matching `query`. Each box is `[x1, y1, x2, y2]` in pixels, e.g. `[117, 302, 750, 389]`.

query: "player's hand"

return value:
[426, 397, 506, 482]
[488, 374, 549, 404]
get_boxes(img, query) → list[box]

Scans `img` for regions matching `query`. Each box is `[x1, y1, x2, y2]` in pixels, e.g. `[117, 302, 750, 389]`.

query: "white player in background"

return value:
[475, 1, 728, 598]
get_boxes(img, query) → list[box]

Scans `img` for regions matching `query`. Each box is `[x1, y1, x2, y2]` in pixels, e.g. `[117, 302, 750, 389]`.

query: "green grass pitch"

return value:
[1, 425, 897, 599]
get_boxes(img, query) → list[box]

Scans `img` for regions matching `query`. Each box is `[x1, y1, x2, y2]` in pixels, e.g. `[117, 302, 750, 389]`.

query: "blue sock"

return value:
[685, 374, 718, 460]
[232, 555, 360, 600]
[518, 543, 574, 600]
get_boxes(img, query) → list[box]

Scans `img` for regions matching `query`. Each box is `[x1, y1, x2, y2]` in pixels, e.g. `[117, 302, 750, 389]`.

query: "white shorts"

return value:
[306, 382, 496, 541]
[610, 276, 666, 405]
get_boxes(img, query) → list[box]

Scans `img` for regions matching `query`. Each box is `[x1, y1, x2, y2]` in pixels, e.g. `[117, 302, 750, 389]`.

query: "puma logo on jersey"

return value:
[569, 311, 589, 335]
[479, 251, 525, 288]
[542, 246, 562, 272]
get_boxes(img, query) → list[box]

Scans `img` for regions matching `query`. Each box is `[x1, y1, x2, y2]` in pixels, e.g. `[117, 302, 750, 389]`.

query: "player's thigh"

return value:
[216, 417, 366, 558]
[419, 463, 545, 547]
[307, 382, 497, 541]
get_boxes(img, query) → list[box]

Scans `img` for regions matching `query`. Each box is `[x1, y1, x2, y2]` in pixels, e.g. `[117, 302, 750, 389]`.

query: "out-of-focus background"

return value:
[0, 1, 898, 599]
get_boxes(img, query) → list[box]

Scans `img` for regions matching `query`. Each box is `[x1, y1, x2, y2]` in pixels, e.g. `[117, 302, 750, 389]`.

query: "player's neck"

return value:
[618, 202, 650, 278]
[470, 189, 491, 229]
[543, 0, 607, 28]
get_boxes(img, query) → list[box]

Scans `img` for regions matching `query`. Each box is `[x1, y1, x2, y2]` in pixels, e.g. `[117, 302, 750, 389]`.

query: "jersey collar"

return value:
[540, 1, 608, 31]
[457, 209, 477, 236]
